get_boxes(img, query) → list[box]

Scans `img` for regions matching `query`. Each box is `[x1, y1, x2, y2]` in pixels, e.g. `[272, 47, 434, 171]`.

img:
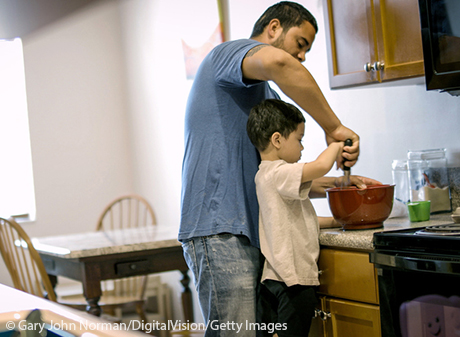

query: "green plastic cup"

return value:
[407, 201, 431, 222]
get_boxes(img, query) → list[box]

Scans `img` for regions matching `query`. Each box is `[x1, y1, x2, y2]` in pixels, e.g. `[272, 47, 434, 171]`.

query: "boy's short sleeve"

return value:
[272, 162, 311, 200]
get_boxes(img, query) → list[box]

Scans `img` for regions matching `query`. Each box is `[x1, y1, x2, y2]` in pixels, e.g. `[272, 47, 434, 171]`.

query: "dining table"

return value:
[31, 226, 194, 321]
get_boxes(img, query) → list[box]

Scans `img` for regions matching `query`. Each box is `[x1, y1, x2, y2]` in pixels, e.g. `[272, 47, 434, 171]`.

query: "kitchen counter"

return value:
[0, 284, 146, 336]
[319, 214, 453, 251]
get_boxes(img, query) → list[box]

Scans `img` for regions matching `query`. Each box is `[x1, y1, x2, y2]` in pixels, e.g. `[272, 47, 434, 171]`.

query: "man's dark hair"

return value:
[247, 99, 306, 152]
[250, 1, 318, 38]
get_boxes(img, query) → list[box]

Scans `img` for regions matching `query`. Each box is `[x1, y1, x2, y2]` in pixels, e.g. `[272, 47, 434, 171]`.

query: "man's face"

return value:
[271, 21, 316, 63]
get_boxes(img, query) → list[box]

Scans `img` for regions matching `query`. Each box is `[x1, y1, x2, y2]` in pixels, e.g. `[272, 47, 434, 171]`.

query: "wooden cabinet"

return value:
[317, 297, 381, 337]
[323, 0, 425, 88]
[309, 249, 381, 337]
[317, 249, 378, 304]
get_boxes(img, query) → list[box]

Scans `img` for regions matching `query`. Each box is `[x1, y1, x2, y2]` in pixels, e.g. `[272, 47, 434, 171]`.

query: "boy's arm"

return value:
[318, 216, 341, 228]
[301, 142, 344, 183]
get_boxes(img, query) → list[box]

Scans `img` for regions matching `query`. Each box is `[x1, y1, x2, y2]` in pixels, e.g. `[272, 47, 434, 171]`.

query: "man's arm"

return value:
[242, 45, 359, 166]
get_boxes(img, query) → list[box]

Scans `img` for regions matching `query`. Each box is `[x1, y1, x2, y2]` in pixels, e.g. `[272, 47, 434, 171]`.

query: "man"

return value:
[179, 2, 372, 336]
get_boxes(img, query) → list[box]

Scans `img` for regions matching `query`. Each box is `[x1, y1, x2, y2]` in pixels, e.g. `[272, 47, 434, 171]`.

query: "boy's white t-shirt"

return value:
[256, 160, 320, 287]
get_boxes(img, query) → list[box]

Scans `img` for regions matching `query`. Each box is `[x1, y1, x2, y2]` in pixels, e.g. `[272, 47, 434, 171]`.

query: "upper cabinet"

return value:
[323, 0, 425, 89]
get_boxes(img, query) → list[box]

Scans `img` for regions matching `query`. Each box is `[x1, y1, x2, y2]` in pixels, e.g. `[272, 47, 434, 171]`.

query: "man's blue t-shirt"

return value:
[179, 39, 280, 248]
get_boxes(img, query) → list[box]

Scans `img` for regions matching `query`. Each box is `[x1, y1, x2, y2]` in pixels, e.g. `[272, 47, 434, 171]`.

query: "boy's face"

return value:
[278, 122, 305, 163]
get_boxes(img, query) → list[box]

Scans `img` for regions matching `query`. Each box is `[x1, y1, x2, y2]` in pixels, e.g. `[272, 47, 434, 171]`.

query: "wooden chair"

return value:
[61, 194, 157, 323]
[0, 195, 157, 326]
[0, 217, 57, 301]
[96, 194, 156, 230]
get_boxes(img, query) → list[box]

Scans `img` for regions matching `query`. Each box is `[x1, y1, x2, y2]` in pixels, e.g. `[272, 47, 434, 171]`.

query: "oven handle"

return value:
[370, 251, 460, 275]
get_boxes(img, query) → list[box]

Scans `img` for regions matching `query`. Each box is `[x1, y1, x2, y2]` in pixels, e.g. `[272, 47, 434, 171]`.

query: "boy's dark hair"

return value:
[250, 1, 318, 38]
[247, 99, 306, 152]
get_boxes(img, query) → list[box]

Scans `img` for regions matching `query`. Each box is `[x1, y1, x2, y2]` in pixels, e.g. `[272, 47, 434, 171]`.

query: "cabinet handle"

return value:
[373, 61, 384, 71]
[364, 61, 385, 72]
[364, 62, 373, 72]
[315, 309, 332, 321]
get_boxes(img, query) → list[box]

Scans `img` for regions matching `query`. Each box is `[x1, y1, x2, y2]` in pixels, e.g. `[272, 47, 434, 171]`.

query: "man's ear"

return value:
[267, 19, 282, 39]
[271, 132, 282, 149]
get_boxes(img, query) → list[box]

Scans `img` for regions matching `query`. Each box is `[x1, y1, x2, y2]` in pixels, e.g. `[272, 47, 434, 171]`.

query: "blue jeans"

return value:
[182, 234, 262, 336]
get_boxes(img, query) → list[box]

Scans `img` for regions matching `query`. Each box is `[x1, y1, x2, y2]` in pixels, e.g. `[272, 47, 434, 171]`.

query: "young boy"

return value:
[246, 99, 343, 336]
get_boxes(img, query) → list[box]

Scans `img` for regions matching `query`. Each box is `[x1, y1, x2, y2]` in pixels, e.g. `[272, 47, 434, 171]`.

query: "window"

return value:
[0, 38, 36, 221]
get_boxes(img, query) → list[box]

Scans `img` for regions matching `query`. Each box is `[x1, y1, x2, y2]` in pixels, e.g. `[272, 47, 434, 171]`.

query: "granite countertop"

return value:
[319, 214, 454, 251]
[32, 226, 180, 259]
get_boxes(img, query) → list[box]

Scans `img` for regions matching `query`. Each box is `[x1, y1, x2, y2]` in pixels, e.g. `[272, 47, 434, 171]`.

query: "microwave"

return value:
[418, 0, 460, 96]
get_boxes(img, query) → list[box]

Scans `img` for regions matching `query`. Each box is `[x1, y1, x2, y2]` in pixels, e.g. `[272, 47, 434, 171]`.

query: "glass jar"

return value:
[407, 148, 451, 213]
[391, 160, 410, 217]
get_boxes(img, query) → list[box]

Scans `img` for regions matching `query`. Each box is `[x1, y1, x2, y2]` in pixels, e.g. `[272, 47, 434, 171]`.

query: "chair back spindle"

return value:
[96, 194, 156, 231]
[0, 217, 57, 301]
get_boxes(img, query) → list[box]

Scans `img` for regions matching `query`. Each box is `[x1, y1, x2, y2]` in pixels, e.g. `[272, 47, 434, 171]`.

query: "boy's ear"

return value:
[271, 132, 282, 149]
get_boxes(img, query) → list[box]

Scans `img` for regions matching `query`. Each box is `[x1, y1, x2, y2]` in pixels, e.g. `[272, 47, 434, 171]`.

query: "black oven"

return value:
[418, 0, 460, 95]
[370, 224, 460, 337]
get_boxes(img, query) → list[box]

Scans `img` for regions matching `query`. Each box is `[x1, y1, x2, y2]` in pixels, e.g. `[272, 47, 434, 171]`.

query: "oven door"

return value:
[370, 250, 460, 337]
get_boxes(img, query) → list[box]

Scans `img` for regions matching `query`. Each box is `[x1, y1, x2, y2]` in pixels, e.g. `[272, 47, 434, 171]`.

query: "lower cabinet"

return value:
[309, 248, 381, 337]
[310, 297, 381, 337]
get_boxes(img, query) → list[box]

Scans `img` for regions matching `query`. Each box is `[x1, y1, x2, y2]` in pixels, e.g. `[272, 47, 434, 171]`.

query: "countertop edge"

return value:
[319, 214, 453, 251]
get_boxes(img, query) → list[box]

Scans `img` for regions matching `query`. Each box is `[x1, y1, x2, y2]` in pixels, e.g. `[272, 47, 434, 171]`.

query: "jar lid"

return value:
[392, 160, 408, 170]
[407, 148, 446, 160]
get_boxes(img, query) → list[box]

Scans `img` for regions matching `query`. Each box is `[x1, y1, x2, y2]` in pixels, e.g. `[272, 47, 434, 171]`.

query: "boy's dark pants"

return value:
[258, 280, 318, 337]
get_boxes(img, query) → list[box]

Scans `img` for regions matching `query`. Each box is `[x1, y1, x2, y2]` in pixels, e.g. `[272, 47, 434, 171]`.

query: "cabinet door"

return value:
[309, 308, 325, 337]
[323, 297, 381, 337]
[318, 249, 379, 305]
[374, 0, 424, 81]
[323, 0, 379, 88]
[324, 0, 424, 88]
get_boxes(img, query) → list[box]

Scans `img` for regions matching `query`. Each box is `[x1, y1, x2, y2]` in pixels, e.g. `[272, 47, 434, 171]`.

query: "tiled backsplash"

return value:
[449, 167, 460, 211]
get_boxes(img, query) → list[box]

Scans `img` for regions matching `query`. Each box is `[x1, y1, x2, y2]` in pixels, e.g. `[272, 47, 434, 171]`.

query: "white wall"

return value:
[23, 1, 134, 233]
[1, 0, 459, 323]
[0, 0, 134, 286]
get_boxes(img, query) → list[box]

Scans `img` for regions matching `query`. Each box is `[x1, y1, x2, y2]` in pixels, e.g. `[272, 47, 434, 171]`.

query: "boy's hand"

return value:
[334, 141, 345, 169]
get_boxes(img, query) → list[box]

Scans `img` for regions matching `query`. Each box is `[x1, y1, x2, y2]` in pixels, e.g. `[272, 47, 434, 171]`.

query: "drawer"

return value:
[318, 248, 378, 304]
[115, 259, 150, 276]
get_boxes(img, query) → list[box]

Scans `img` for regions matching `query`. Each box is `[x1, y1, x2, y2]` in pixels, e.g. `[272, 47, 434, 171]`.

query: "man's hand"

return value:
[334, 175, 382, 189]
[310, 175, 383, 198]
[326, 125, 360, 169]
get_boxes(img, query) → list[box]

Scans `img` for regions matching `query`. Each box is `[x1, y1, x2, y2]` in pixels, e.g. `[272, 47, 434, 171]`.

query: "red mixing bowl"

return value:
[326, 184, 394, 230]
